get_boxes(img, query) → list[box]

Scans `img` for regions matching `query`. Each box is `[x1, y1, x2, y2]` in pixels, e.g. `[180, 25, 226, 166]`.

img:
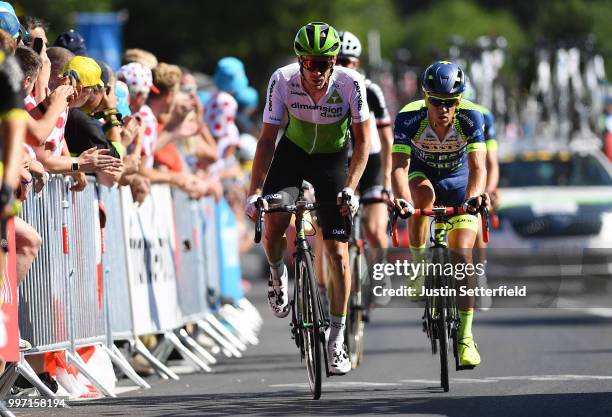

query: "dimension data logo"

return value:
[326, 89, 343, 104]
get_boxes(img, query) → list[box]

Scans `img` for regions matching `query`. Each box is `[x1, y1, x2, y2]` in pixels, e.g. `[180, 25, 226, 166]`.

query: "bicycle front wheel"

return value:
[299, 252, 323, 400]
[437, 295, 449, 392]
[346, 245, 366, 368]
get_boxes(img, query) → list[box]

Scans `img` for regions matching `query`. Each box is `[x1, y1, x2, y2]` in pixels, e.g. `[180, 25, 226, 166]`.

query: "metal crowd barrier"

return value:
[3, 175, 260, 403]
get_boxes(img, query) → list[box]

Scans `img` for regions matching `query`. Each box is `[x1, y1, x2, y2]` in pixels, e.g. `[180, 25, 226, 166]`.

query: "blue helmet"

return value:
[421, 61, 466, 95]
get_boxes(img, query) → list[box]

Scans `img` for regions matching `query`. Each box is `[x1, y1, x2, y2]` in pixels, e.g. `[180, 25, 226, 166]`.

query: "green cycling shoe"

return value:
[458, 337, 481, 367]
[407, 273, 426, 301]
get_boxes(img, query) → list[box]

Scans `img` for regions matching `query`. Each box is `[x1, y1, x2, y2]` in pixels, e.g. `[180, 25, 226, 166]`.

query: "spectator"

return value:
[117, 62, 158, 158]
[14, 46, 41, 97]
[0, 28, 16, 54]
[123, 48, 158, 69]
[0, 43, 42, 356]
[0, 2, 19, 39]
[234, 85, 259, 135]
[53, 29, 87, 56]
[18, 16, 51, 105]
[26, 55, 120, 189]
[62, 56, 123, 185]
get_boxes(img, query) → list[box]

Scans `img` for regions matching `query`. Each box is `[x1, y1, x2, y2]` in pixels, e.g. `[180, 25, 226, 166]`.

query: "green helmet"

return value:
[294, 22, 340, 57]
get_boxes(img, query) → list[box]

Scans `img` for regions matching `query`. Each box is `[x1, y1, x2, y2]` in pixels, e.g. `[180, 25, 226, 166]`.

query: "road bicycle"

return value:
[254, 185, 350, 399]
[390, 205, 489, 392]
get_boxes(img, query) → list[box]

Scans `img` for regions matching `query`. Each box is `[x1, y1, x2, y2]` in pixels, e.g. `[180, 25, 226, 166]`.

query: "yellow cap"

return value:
[62, 56, 104, 88]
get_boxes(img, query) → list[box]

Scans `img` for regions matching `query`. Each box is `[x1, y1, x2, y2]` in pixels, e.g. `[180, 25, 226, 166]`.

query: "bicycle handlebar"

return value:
[253, 197, 321, 244]
[389, 205, 490, 247]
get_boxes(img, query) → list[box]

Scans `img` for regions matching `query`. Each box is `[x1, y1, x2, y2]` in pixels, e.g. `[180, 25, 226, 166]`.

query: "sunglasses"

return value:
[181, 84, 197, 94]
[427, 94, 461, 108]
[300, 58, 334, 73]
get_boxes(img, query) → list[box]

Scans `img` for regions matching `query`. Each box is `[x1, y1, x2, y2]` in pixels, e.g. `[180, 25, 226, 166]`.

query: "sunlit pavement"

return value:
[20, 280, 612, 417]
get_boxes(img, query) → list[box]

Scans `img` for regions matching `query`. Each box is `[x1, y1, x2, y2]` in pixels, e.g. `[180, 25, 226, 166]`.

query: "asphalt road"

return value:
[14, 280, 612, 417]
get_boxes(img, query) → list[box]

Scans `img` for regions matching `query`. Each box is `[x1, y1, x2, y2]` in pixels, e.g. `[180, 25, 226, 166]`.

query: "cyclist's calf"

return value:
[262, 212, 292, 262]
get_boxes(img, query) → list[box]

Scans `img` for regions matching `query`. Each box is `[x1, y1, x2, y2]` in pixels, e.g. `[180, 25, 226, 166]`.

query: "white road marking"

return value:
[270, 381, 402, 389]
[400, 375, 612, 384]
[556, 298, 612, 317]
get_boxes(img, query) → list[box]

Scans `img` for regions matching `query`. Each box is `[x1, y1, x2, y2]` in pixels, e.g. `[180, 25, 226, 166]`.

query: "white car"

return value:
[488, 148, 612, 279]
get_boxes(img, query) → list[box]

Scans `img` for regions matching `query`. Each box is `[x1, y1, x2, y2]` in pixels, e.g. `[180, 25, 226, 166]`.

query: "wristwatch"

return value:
[71, 158, 79, 172]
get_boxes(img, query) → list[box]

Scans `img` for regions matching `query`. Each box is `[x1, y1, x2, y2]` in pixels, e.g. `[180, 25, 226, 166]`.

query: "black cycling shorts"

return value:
[262, 136, 350, 242]
[357, 152, 383, 203]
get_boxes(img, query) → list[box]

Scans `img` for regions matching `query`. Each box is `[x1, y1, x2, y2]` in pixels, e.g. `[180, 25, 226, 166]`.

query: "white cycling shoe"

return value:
[327, 341, 351, 375]
[267, 265, 290, 318]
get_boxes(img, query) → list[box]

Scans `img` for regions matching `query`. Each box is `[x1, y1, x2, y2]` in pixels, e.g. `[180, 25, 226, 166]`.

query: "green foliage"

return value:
[10, 0, 612, 91]
[15, 0, 115, 42]
[401, 0, 527, 67]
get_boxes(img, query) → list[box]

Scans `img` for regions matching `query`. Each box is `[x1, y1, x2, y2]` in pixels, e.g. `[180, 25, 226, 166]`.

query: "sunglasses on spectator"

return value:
[181, 85, 197, 94]
[300, 58, 334, 73]
[336, 56, 359, 67]
[426, 94, 461, 108]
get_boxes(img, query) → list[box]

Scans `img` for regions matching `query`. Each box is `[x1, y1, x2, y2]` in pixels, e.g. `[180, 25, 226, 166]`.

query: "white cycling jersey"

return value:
[263, 62, 369, 154]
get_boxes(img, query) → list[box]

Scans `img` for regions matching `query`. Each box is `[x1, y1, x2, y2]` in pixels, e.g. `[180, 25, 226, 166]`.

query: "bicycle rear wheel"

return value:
[298, 252, 323, 400]
[435, 248, 450, 393]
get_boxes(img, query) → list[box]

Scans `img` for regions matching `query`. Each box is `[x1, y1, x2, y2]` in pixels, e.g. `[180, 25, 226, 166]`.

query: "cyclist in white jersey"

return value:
[245, 22, 371, 375]
[337, 30, 393, 304]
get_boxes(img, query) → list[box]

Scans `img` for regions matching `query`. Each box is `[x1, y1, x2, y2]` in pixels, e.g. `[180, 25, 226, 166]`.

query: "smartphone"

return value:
[32, 38, 44, 54]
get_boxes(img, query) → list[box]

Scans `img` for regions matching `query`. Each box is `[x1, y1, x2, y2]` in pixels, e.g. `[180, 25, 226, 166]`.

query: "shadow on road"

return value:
[74, 390, 612, 417]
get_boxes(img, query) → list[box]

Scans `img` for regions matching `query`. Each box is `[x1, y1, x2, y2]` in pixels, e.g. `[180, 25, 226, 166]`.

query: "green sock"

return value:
[409, 245, 426, 287]
[458, 309, 474, 340]
[409, 245, 426, 262]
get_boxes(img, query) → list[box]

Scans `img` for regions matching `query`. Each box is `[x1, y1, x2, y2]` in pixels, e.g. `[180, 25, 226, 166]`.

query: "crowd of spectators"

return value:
[0, 1, 260, 393]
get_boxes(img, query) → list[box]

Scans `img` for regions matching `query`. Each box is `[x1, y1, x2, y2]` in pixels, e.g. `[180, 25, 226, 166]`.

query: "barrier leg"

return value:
[101, 345, 150, 389]
[151, 338, 173, 364]
[0, 401, 16, 417]
[236, 299, 263, 331]
[163, 332, 212, 373]
[134, 339, 179, 381]
[237, 298, 263, 328]
[14, 359, 59, 399]
[177, 329, 217, 365]
[204, 313, 248, 351]
[220, 305, 260, 345]
[65, 350, 116, 398]
[0, 362, 18, 399]
[197, 319, 243, 358]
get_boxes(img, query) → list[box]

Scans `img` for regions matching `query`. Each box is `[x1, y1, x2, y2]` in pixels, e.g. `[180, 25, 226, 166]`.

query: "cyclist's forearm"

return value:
[248, 136, 275, 196]
[346, 146, 367, 191]
[379, 125, 393, 189]
[391, 153, 411, 201]
[346, 121, 370, 190]
[466, 151, 486, 198]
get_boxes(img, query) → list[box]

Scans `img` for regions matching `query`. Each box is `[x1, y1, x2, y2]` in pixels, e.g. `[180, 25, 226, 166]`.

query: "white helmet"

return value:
[338, 30, 362, 58]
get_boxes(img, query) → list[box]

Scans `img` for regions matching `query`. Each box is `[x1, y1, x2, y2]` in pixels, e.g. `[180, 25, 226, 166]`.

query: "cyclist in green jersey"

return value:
[245, 22, 371, 375]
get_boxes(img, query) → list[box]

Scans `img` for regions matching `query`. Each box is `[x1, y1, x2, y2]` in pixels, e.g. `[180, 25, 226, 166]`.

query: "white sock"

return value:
[329, 314, 346, 346]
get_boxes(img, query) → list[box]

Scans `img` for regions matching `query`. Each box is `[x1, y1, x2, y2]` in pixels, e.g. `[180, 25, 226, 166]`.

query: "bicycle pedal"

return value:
[457, 364, 476, 371]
